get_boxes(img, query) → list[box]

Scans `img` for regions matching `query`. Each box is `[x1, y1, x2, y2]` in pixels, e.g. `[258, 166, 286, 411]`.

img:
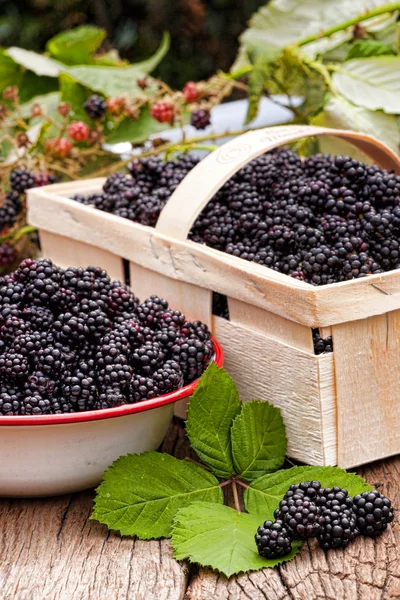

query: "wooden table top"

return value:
[0, 417, 399, 600]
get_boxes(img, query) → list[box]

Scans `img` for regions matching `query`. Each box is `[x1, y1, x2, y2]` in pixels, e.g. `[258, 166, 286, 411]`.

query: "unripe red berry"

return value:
[57, 102, 71, 117]
[150, 101, 174, 124]
[45, 137, 72, 158]
[106, 97, 126, 115]
[182, 81, 200, 103]
[67, 121, 90, 142]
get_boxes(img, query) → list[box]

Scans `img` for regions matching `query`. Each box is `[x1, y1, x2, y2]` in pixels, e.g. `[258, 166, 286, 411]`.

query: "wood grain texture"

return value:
[213, 317, 336, 466]
[333, 310, 400, 468]
[40, 231, 125, 282]
[1, 419, 399, 600]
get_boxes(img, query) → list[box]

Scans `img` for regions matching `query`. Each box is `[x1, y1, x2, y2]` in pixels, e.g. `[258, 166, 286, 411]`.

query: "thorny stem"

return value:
[232, 480, 241, 513]
[297, 3, 400, 47]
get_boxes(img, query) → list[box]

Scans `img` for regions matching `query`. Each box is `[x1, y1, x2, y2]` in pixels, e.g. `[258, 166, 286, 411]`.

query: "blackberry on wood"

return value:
[255, 520, 293, 559]
[318, 506, 359, 551]
[352, 491, 394, 537]
[274, 491, 324, 539]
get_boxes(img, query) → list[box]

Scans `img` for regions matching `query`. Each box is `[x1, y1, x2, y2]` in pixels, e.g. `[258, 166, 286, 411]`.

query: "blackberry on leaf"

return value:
[255, 520, 293, 559]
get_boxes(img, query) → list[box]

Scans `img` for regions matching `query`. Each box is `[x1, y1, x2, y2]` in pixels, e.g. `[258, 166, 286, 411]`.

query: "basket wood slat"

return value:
[27, 125, 400, 468]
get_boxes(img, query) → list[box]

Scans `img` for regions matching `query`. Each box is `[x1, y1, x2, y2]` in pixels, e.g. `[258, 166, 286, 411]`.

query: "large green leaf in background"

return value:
[46, 25, 106, 66]
[5, 32, 169, 97]
[332, 56, 400, 114]
[106, 108, 168, 144]
[233, 0, 398, 69]
[312, 96, 400, 157]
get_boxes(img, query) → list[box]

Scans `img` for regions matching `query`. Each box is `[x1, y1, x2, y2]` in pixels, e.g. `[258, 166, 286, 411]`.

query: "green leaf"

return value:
[244, 466, 374, 518]
[186, 364, 242, 479]
[245, 60, 270, 124]
[333, 56, 400, 114]
[67, 33, 170, 96]
[59, 73, 92, 122]
[231, 401, 287, 482]
[92, 49, 128, 67]
[105, 108, 167, 144]
[233, 0, 398, 69]
[345, 39, 396, 60]
[6, 47, 63, 76]
[0, 48, 23, 92]
[18, 71, 58, 104]
[46, 25, 106, 66]
[92, 451, 223, 539]
[172, 502, 302, 577]
[311, 95, 400, 154]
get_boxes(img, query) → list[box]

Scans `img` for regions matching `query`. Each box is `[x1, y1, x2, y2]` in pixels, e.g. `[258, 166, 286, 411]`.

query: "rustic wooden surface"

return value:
[0, 418, 399, 600]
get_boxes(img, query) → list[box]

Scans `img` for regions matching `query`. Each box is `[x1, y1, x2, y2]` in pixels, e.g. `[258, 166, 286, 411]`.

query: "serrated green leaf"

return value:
[46, 25, 106, 66]
[6, 47, 63, 77]
[311, 95, 400, 154]
[0, 48, 23, 92]
[345, 40, 396, 60]
[245, 61, 270, 124]
[333, 56, 400, 114]
[106, 108, 167, 144]
[92, 451, 223, 539]
[172, 501, 302, 577]
[186, 364, 242, 478]
[233, 0, 397, 70]
[244, 466, 374, 518]
[231, 401, 287, 482]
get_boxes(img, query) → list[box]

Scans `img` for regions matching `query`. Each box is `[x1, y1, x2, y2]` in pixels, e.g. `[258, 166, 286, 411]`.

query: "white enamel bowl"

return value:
[0, 339, 223, 497]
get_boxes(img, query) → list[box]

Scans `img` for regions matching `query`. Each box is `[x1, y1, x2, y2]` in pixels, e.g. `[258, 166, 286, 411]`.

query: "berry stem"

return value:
[297, 3, 400, 47]
[232, 480, 241, 513]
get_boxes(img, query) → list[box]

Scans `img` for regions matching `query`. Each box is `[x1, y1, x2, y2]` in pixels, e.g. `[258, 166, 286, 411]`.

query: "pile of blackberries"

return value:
[256, 481, 394, 559]
[73, 149, 400, 285]
[0, 259, 214, 415]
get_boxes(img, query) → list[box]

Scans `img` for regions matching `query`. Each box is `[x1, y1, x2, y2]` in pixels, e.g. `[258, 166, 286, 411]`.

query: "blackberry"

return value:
[0, 243, 16, 268]
[21, 306, 54, 330]
[190, 109, 211, 130]
[255, 520, 293, 559]
[316, 487, 353, 511]
[95, 386, 127, 409]
[154, 326, 183, 353]
[274, 491, 324, 539]
[135, 296, 169, 328]
[172, 337, 213, 383]
[9, 168, 35, 193]
[152, 360, 184, 394]
[0, 351, 29, 381]
[318, 506, 359, 551]
[115, 318, 145, 349]
[0, 386, 23, 415]
[84, 95, 106, 120]
[72, 300, 111, 341]
[24, 370, 58, 399]
[129, 374, 159, 403]
[181, 320, 212, 342]
[352, 490, 394, 537]
[36, 345, 65, 375]
[284, 481, 321, 500]
[52, 312, 89, 346]
[132, 341, 164, 375]
[22, 394, 52, 415]
[62, 368, 97, 411]
[96, 362, 132, 389]
[51, 287, 78, 313]
[312, 330, 333, 355]
[0, 200, 17, 231]
[107, 282, 138, 317]
[1, 316, 30, 343]
[160, 309, 185, 328]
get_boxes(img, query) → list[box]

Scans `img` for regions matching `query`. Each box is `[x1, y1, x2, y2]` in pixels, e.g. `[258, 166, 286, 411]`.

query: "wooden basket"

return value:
[27, 125, 400, 469]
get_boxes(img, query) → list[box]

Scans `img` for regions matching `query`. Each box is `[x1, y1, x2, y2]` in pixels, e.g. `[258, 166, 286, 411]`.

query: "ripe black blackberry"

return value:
[154, 326, 182, 353]
[62, 368, 97, 411]
[107, 283, 138, 317]
[115, 318, 145, 349]
[97, 362, 132, 389]
[9, 168, 35, 193]
[0, 351, 29, 381]
[255, 520, 293, 559]
[318, 506, 359, 551]
[52, 312, 89, 346]
[72, 301, 111, 342]
[172, 338, 213, 383]
[312, 330, 333, 355]
[152, 360, 184, 395]
[135, 296, 169, 328]
[0, 199, 17, 230]
[23, 394, 52, 415]
[36, 345, 65, 375]
[316, 487, 352, 511]
[352, 490, 394, 537]
[0, 243, 16, 268]
[190, 109, 211, 130]
[274, 491, 324, 539]
[24, 370, 58, 399]
[95, 386, 127, 409]
[21, 306, 54, 331]
[284, 481, 322, 500]
[0, 386, 23, 415]
[1, 316, 30, 343]
[129, 374, 159, 402]
[132, 341, 164, 375]
[181, 320, 211, 342]
[84, 94, 106, 120]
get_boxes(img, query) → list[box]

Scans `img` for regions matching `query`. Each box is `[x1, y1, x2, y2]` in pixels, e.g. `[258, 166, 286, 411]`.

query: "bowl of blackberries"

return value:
[0, 258, 223, 497]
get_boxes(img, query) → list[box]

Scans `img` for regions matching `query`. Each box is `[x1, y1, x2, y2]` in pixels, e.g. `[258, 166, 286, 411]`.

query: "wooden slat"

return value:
[228, 298, 314, 352]
[28, 190, 400, 327]
[333, 310, 400, 468]
[39, 231, 125, 282]
[213, 317, 336, 466]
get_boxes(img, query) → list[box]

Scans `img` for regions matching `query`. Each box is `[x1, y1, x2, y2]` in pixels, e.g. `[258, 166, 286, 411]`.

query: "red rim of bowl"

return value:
[0, 337, 224, 426]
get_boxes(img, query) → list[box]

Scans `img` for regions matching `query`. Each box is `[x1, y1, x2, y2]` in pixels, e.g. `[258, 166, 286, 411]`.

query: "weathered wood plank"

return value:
[0, 420, 398, 600]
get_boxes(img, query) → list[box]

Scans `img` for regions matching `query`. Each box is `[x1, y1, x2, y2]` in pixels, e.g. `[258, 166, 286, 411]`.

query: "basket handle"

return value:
[155, 124, 400, 240]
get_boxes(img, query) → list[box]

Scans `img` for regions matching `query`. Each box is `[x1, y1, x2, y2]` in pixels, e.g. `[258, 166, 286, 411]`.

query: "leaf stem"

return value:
[219, 479, 233, 488]
[235, 480, 249, 489]
[232, 480, 241, 513]
[297, 3, 400, 47]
